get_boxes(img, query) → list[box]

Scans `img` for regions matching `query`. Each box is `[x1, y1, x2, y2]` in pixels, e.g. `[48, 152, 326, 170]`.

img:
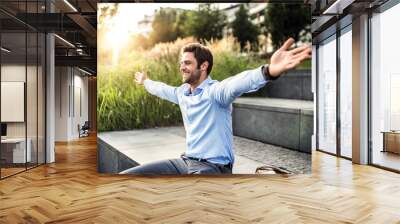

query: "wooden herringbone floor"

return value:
[1, 135, 400, 223]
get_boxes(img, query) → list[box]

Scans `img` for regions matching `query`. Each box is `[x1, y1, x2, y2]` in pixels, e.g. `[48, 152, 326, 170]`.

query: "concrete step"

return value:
[233, 97, 313, 153]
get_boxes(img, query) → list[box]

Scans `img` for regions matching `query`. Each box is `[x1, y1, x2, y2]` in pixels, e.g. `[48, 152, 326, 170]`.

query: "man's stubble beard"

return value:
[182, 68, 202, 85]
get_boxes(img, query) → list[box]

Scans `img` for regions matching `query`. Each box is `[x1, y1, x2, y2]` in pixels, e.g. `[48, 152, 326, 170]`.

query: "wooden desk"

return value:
[382, 131, 400, 154]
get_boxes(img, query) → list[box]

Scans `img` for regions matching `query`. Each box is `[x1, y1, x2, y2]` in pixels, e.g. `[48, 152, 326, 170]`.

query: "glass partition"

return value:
[370, 3, 400, 171]
[0, 1, 46, 179]
[27, 31, 38, 169]
[317, 35, 337, 154]
[1, 31, 28, 177]
[339, 25, 352, 158]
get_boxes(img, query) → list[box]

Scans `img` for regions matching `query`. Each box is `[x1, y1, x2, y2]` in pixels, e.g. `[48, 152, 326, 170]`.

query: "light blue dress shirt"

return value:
[143, 65, 269, 165]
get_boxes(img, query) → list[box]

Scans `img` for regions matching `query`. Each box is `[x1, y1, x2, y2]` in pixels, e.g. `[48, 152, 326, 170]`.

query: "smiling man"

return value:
[120, 38, 311, 175]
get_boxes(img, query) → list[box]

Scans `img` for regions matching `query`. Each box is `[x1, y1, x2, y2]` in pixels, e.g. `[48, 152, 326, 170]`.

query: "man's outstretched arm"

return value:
[212, 38, 311, 107]
[135, 71, 179, 104]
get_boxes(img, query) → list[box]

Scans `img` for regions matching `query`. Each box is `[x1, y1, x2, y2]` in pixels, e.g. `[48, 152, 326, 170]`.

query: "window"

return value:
[318, 35, 337, 154]
[370, 2, 400, 171]
[339, 26, 352, 158]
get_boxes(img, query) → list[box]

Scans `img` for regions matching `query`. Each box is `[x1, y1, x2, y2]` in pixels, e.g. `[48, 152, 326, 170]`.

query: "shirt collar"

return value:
[184, 76, 212, 96]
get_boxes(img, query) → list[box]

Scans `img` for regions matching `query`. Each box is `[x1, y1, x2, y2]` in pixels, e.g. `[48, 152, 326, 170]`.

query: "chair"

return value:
[78, 121, 90, 138]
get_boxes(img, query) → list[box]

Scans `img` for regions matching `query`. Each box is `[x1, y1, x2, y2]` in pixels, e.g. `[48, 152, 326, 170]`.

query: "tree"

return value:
[175, 10, 190, 38]
[264, 4, 310, 50]
[185, 4, 226, 42]
[230, 4, 260, 51]
[149, 8, 179, 45]
[144, 4, 228, 45]
[98, 3, 118, 28]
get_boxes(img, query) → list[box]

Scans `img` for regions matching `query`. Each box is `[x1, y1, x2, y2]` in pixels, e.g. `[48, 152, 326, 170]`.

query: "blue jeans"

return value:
[119, 157, 232, 175]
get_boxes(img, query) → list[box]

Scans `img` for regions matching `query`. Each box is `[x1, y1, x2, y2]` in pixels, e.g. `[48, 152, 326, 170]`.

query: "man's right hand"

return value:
[135, 71, 148, 85]
[268, 38, 311, 77]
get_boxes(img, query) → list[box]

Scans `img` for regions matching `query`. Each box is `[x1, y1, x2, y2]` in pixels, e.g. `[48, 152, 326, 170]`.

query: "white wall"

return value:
[55, 66, 69, 141]
[55, 67, 89, 141]
[1, 64, 26, 81]
[1, 65, 32, 138]
[72, 72, 89, 138]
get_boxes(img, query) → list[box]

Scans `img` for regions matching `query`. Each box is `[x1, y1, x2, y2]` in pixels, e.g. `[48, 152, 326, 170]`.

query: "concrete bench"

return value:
[233, 97, 313, 153]
[255, 69, 312, 101]
[97, 127, 265, 174]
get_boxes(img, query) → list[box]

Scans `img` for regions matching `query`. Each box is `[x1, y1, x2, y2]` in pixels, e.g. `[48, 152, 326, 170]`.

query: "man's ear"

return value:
[201, 61, 209, 72]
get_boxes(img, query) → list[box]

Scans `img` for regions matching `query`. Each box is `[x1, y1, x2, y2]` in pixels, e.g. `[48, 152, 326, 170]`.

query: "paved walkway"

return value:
[98, 126, 310, 174]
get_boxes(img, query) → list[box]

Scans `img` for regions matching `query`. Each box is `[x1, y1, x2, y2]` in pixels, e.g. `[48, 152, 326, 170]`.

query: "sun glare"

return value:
[99, 3, 235, 65]
[105, 9, 133, 65]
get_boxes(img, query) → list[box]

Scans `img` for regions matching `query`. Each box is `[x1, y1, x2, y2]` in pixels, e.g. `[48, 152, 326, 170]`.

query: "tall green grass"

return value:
[98, 57, 183, 131]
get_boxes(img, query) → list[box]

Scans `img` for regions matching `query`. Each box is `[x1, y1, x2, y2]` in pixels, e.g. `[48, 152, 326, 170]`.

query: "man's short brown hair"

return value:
[181, 43, 213, 75]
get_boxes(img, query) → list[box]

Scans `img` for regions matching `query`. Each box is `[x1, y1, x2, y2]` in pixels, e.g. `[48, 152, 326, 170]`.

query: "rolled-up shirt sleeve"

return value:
[211, 65, 269, 107]
[143, 79, 179, 104]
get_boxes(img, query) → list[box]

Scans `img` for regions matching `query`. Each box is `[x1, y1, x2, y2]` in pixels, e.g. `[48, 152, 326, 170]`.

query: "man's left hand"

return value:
[268, 38, 312, 77]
